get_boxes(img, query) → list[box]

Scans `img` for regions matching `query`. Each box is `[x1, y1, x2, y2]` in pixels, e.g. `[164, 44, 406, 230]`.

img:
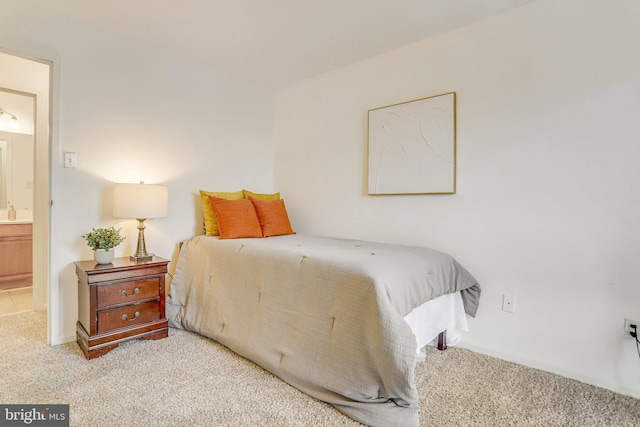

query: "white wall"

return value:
[0, 3, 275, 344]
[274, 0, 640, 398]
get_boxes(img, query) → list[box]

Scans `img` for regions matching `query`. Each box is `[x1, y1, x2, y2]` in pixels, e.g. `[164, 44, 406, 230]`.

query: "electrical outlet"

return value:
[624, 318, 638, 339]
[502, 294, 516, 314]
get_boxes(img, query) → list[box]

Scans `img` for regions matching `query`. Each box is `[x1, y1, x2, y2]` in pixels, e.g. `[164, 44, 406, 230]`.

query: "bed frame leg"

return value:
[437, 331, 447, 351]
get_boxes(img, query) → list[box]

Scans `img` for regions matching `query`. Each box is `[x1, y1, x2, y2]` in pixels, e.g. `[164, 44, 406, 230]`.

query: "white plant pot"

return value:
[94, 249, 115, 264]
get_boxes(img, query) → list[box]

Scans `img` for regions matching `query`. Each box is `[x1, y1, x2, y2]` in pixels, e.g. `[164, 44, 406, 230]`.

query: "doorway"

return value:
[0, 90, 36, 311]
[0, 50, 51, 341]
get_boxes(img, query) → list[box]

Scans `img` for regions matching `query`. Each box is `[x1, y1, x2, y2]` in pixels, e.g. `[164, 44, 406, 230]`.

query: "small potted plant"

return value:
[82, 226, 126, 264]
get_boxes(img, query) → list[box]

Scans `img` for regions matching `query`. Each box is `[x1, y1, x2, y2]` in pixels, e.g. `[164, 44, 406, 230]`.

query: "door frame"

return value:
[0, 47, 53, 343]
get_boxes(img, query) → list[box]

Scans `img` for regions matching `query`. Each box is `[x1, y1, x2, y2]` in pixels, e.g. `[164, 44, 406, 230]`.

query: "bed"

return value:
[167, 234, 480, 426]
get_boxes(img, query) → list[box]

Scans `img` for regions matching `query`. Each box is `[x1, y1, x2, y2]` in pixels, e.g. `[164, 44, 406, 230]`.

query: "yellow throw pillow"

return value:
[199, 190, 244, 236]
[242, 189, 280, 201]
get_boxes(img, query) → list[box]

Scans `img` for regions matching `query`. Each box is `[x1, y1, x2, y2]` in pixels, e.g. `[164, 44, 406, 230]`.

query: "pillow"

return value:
[242, 189, 280, 201]
[199, 190, 244, 236]
[249, 197, 295, 237]
[208, 196, 262, 239]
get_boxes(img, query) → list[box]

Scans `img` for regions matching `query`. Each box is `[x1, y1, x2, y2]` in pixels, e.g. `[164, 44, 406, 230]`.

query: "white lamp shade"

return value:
[113, 183, 168, 219]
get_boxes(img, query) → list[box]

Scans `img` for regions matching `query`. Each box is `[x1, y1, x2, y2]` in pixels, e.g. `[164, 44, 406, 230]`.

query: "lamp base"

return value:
[130, 254, 154, 261]
[130, 218, 154, 261]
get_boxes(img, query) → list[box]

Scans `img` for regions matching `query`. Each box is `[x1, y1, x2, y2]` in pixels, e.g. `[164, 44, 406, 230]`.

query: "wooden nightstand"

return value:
[75, 256, 169, 359]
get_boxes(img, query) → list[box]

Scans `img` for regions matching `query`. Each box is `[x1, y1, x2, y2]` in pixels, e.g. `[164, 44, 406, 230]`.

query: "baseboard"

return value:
[51, 332, 76, 346]
[459, 341, 640, 399]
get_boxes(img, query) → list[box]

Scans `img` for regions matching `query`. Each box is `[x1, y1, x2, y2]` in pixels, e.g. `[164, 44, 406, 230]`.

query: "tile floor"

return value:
[0, 286, 33, 316]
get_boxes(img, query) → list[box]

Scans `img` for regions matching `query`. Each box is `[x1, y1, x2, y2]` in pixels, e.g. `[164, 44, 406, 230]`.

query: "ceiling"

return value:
[42, 0, 536, 89]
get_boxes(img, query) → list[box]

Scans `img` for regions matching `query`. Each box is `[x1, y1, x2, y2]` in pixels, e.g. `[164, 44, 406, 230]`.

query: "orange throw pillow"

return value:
[208, 196, 262, 239]
[249, 197, 295, 237]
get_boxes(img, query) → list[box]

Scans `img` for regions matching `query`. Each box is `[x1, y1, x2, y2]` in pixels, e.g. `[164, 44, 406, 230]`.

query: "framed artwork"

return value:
[368, 92, 456, 195]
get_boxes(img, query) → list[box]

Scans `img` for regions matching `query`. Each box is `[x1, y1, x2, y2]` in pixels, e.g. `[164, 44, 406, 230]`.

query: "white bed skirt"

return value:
[403, 291, 468, 358]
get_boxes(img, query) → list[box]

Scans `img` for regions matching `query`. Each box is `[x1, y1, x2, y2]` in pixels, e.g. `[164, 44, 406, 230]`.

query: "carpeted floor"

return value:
[0, 311, 638, 426]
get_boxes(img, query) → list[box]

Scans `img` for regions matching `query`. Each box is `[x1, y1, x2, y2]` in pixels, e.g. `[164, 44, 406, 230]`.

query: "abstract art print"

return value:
[368, 92, 456, 195]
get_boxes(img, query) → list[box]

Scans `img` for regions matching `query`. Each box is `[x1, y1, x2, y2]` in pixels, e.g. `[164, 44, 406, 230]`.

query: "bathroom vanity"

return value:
[0, 221, 32, 289]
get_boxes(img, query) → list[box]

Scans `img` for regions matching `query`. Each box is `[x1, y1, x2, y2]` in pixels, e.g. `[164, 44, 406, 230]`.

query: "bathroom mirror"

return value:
[0, 132, 34, 211]
[0, 89, 35, 212]
[0, 139, 7, 208]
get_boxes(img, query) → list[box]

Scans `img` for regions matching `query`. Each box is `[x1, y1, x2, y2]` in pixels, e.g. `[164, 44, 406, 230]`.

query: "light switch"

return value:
[64, 152, 77, 168]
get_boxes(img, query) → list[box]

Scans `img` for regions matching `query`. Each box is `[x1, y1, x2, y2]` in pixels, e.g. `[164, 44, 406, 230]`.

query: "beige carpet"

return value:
[0, 311, 638, 426]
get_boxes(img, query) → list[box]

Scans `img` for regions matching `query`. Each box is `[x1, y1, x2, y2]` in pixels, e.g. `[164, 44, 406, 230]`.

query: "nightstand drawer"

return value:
[97, 301, 161, 333]
[97, 278, 160, 308]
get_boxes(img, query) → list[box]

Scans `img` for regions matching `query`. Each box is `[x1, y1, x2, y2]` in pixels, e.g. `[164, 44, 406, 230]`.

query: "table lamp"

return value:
[113, 182, 168, 261]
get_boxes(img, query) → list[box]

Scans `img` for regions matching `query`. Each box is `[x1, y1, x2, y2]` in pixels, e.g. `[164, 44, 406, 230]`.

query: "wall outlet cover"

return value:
[502, 293, 516, 314]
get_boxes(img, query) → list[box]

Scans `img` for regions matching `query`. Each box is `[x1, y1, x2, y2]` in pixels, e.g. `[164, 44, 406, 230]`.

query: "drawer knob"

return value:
[121, 288, 140, 297]
[122, 311, 140, 321]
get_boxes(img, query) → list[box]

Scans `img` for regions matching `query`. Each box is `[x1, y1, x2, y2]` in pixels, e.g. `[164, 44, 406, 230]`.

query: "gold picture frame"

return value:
[368, 92, 456, 195]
